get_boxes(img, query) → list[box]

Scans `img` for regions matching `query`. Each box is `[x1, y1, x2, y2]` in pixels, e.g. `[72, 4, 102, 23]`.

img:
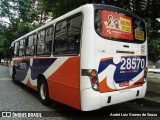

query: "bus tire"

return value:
[12, 69, 17, 83]
[38, 78, 50, 105]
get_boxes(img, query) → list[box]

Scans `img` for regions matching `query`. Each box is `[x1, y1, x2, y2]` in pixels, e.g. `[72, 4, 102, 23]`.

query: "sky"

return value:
[0, 17, 10, 26]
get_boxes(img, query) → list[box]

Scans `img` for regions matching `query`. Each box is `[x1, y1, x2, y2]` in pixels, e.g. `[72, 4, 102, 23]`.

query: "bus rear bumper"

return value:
[81, 82, 147, 111]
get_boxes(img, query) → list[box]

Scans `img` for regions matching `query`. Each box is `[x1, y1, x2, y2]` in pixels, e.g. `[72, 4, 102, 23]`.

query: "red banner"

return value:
[102, 10, 133, 40]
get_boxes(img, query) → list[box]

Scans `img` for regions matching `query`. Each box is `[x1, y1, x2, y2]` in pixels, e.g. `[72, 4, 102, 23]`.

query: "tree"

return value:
[52, 0, 131, 18]
[52, 0, 102, 18]
[0, 0, 45, 60]
[131, 0, 160, 66]
[148, 39, 160, 64]
[0, 0, 57, 61]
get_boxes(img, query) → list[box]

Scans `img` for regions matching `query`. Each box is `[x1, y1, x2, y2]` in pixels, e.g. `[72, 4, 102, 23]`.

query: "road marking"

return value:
[0, 78, 11, 81]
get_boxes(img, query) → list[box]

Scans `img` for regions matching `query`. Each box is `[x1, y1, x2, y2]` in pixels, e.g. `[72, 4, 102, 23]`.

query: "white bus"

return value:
[9, 4, 148, 111]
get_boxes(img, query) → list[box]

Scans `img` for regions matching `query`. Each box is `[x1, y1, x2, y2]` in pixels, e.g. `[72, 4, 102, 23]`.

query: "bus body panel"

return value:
[80, 5, 147, 111]
[81, 82, 146, 111]
[12, 56, 81, 110]
[80, 5, 95, 91]
[12, 57, 57, 91]
[80, 5, 95, 70]
[47, 57, 81, 110]
[10, 5, 84, 110]
[94, 33, 147, 92]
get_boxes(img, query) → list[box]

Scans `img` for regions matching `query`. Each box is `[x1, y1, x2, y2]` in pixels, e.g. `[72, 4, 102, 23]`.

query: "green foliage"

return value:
[52, 0, 102, 18]
[52, 0, 130, 18]
[0, 35, 7, 58]
[16, 22, 35, 37]
[0, 0, 38, 58]
[148, 39, 160, 63]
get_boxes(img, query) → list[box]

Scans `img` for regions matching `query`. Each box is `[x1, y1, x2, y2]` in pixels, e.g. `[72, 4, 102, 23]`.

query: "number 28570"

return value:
[120, 57, 145, 70]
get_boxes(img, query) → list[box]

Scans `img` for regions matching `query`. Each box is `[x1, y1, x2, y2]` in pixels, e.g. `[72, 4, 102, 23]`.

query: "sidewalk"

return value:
[148, 68, 160, 73]
[0, 61, 8, 66]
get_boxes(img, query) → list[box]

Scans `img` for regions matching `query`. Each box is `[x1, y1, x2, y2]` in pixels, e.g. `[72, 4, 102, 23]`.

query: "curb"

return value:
[148, 69, 160, 74]
[148, 71, 160, 74]
[0, 64, 8, 67]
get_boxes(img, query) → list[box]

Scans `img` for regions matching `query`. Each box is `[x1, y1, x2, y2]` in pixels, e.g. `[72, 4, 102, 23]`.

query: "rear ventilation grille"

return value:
[116, 50, 135, 54]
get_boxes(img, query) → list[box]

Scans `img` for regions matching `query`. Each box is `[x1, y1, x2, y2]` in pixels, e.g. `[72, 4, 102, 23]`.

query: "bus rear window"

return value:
[95, 9, 146, 43]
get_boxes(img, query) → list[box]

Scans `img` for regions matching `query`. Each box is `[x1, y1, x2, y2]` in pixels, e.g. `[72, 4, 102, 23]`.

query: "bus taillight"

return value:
[91, 77, 97, 83]
[90, 70, 96, 77]
[89, 70, 99, 91]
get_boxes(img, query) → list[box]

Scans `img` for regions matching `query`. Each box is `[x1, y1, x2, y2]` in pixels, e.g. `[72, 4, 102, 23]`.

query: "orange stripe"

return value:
[124, 77, 144, 90]
[13, 58, 51, 64]
[47, 56, 80, 110]
[100, 57, 113, 61]
[14, 58, 30, 63]
[99, 77, 115, 92]
[99, 77, 144, 92]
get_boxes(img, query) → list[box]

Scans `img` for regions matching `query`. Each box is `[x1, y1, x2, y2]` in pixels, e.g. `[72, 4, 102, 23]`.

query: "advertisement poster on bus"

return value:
[102, 10, 134, 40]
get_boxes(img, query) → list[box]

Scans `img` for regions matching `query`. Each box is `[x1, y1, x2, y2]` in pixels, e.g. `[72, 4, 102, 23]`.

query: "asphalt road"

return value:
[0, 65, 160, 120]
[145, 73, 160, 103]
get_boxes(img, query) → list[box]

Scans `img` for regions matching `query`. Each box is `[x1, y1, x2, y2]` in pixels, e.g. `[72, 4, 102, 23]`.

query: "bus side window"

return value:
[37, 30, 46, 55]
[54, 20, 67, 55]
[54, 14, 82, 55]
[68, 15, 82, 54]
[26, 35, 35, 56]
[45, 26, 54, 55]
[19, 39, 25, 57]
[14, 42, 19, 57]
[31, 34, 37, 56]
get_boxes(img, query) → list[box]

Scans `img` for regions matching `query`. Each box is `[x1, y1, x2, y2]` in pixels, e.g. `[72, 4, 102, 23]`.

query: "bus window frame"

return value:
[14, 41, 20, 57]
[19, 39, 25, 57]
[94, 5, 146, 44]
[53, 12, 83, 57]
[36, 26, 54, 57]
[44, 25, 54, 56]
[25, 34, 36, 57]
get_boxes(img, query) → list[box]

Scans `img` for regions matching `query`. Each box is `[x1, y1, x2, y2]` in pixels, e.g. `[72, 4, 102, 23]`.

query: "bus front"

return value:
[81, 4, 147, 111]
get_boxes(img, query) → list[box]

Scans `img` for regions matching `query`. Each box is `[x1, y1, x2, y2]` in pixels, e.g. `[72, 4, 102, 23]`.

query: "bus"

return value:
[9, 4, 148, 111]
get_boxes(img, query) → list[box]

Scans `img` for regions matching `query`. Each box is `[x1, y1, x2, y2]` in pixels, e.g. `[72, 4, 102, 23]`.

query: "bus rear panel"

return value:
[80, 4, 147, 111]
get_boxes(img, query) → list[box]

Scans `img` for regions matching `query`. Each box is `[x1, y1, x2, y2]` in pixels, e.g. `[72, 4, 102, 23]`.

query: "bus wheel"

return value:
[12, 69, 17, 83]
[38, 78, 50, 105]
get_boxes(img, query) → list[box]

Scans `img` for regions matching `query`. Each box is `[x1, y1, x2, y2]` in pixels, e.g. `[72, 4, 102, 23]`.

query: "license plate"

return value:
[119, 81, 129, 87]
